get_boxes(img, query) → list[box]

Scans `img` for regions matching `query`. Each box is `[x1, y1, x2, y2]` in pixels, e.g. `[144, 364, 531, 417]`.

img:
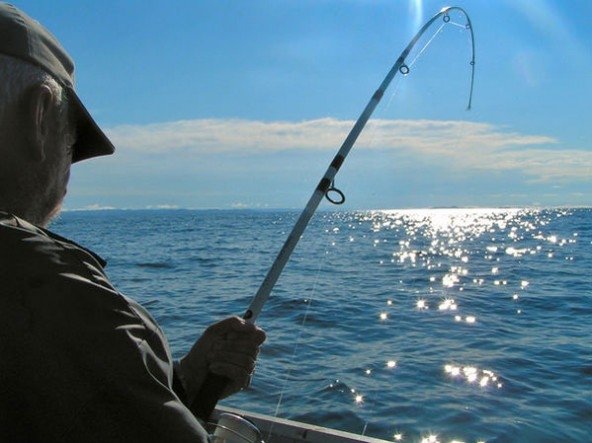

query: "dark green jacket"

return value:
[0, 212, 208, 442]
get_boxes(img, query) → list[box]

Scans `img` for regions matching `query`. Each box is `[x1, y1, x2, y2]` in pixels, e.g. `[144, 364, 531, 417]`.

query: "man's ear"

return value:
[26, 83, 55, 162]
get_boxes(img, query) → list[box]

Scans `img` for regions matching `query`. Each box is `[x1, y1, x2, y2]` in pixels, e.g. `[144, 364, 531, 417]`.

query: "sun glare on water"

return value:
[320, 208, 577, 441]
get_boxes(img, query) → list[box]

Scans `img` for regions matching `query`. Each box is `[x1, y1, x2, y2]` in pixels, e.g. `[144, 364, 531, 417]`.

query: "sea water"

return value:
[53, 208, 591, 443]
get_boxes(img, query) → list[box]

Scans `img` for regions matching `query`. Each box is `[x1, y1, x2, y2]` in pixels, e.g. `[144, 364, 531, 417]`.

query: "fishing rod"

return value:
[191, 6, 475, 421]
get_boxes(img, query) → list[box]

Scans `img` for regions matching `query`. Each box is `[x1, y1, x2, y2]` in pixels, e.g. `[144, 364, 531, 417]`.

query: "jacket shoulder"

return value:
[0, 212, 110, 288]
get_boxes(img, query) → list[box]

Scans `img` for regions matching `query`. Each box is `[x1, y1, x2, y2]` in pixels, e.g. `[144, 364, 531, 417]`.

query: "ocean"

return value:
[53, 207, 591, 443]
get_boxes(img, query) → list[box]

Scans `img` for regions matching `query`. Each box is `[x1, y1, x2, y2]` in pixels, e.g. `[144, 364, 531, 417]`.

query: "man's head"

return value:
[0, 3, 115, 226]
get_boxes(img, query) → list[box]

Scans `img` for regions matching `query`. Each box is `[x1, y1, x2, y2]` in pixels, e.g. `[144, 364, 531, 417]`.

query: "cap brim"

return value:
[68, 87, 115, 163]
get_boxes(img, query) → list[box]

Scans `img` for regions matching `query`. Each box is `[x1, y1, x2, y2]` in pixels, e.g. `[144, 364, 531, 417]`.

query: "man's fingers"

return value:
[204, 316, 243, 334]
[204, 316, 266, 345]
[208, 349, 257, 373]
[211, 337, 261, 356]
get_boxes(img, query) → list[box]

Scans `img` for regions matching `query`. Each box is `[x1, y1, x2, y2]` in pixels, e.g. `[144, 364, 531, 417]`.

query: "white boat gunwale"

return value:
[213, 406, 392, 443]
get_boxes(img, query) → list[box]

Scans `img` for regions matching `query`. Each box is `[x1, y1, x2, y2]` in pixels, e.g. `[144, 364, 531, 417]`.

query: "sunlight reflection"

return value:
[506, 246, 529, 257]
[444, 364, 461, 377]
[442, 273, 459, 288]
[438, 298, 458, 311]
[416, 299, 428, 310]
[383, 209, 531, 277]
[410, 0, 424, 30]
[444, 364, 502, 389]
[345, 209, 560, 423]
[314, 210, 580, 443]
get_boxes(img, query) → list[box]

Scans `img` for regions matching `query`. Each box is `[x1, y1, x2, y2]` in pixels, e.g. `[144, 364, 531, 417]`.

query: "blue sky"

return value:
[14, 0, 592, 210]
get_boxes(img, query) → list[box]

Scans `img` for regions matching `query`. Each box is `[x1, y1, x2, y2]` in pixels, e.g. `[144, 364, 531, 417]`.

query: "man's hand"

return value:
[178, 316, 266, 402]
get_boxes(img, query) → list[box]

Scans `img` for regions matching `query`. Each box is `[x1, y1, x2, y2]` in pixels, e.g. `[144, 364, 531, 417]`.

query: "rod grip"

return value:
[190, 371, 231, 422]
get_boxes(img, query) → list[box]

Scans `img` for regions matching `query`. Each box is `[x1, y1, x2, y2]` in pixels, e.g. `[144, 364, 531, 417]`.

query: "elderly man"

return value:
[0, 3, 265, 441]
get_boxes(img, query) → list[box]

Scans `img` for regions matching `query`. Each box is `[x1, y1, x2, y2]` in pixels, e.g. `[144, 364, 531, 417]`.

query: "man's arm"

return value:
[0, 223, 209, 442]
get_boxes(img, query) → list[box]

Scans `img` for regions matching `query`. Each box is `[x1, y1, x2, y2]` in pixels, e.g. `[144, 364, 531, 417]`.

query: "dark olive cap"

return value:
[0, 3, 114, 162]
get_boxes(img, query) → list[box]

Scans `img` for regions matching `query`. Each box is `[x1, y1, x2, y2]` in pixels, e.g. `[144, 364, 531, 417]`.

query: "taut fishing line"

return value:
[407, 22, 447, 69]
[268, 13, 472, 430]
[346, 17, 453, 199]
[190, 6, 476, 422]
[266, 222, 336, 441]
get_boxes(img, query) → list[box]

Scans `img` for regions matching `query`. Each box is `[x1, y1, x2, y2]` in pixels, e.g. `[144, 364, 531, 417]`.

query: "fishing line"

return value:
[273, 9, 475, 435]
[336, 16, 453, 204]
[242, 5, 475, 322]
[272, 216, 380, 438]
[448, 20, 470, 29]
[190, 6, 476, 421]
[407, 22, 446, 69]
[267, 217, 337, 440]
[367, 19, 448, 138]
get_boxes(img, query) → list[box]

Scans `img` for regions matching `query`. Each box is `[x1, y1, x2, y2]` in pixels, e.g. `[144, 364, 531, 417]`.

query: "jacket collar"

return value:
[0, 211, 107, 268]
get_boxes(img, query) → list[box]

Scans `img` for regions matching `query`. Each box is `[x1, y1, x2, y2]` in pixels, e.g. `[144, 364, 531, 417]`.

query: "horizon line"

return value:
[60, 205, 592, 213]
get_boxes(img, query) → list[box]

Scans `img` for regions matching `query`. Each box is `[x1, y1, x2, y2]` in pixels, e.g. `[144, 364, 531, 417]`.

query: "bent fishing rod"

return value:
[191, 6, 475, 421]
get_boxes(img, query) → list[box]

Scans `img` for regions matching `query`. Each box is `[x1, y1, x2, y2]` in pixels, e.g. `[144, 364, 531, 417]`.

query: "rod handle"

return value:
[190, 371, 230, 421]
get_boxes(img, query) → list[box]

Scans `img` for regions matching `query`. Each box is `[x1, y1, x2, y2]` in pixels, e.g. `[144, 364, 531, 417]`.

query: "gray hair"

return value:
[0, 54, 68, 125]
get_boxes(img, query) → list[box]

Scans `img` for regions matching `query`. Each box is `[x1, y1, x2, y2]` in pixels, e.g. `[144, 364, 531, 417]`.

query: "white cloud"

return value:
[230, 202, 270, 209]
[66, 204, 117, 211]
[105, 118, 590, 182]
